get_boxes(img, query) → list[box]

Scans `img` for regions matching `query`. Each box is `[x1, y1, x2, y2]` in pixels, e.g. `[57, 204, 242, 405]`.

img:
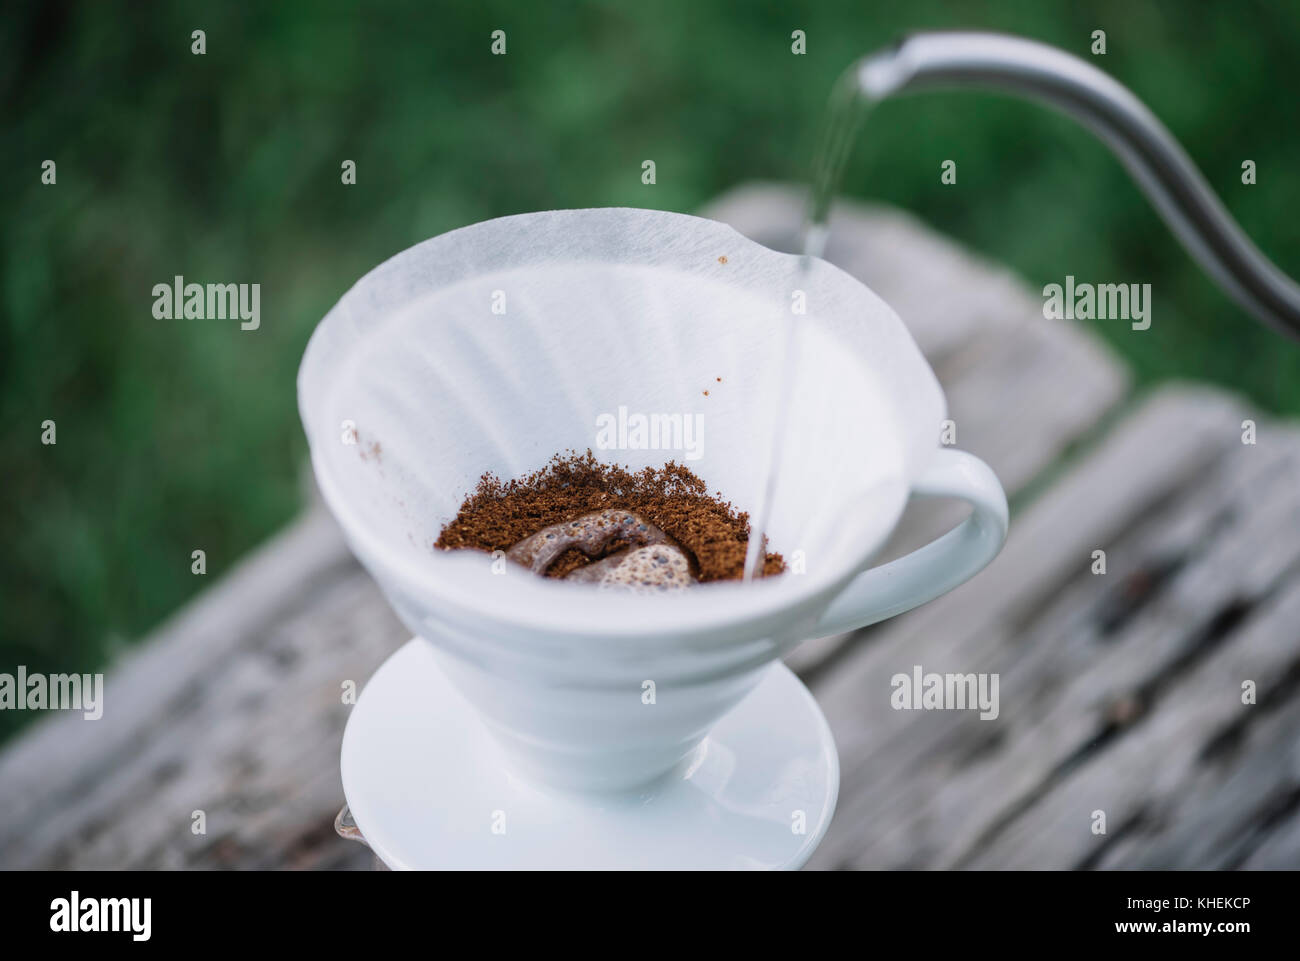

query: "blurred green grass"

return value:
[3, 0, 1299, 741]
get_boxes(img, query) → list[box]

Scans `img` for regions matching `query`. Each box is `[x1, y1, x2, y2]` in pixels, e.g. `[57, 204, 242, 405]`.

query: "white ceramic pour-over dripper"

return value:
[298, 207, 1007, 795]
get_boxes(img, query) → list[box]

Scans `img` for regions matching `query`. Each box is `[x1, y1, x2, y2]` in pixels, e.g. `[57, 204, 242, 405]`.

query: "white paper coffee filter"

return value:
[298, 208, 945, 644]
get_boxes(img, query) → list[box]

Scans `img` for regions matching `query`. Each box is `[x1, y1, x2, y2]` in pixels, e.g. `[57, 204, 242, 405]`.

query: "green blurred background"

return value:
[3, 0, 1298, 742]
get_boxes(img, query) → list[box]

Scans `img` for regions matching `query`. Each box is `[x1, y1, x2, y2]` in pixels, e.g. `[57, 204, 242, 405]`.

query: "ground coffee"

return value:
[435, 450, 784, 581]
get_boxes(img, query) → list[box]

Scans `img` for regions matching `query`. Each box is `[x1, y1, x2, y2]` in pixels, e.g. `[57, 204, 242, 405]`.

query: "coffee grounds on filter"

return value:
[435, 450, 784, 581]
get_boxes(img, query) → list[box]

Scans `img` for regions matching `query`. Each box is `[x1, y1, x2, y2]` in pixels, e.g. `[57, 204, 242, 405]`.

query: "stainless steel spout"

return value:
[856, 32, 1300, 340]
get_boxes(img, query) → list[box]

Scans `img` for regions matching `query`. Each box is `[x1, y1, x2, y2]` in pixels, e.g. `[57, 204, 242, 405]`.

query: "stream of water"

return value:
[743, 69, 874, 582]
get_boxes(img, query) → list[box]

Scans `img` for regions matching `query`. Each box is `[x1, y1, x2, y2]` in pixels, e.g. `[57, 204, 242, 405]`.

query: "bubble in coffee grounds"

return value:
[505, 509, 679, 573]
[434, 450, 784, 582]
[567, 542, 694, 592]
[505, 509, 694, 592]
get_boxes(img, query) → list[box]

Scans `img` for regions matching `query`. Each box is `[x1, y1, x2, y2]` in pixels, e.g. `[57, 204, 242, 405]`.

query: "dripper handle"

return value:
[814, 448, 1007, 637]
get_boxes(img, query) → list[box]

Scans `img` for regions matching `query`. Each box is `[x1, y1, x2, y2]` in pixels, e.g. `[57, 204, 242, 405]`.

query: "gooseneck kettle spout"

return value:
[854, 32, 1300, 340]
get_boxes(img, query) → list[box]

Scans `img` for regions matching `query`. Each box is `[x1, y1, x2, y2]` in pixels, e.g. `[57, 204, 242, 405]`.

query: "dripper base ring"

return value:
[339, 639, 839, 870]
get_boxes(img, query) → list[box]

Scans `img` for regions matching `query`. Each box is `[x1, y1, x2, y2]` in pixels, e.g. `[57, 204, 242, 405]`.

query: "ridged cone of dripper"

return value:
[297, 207, 939, 647]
